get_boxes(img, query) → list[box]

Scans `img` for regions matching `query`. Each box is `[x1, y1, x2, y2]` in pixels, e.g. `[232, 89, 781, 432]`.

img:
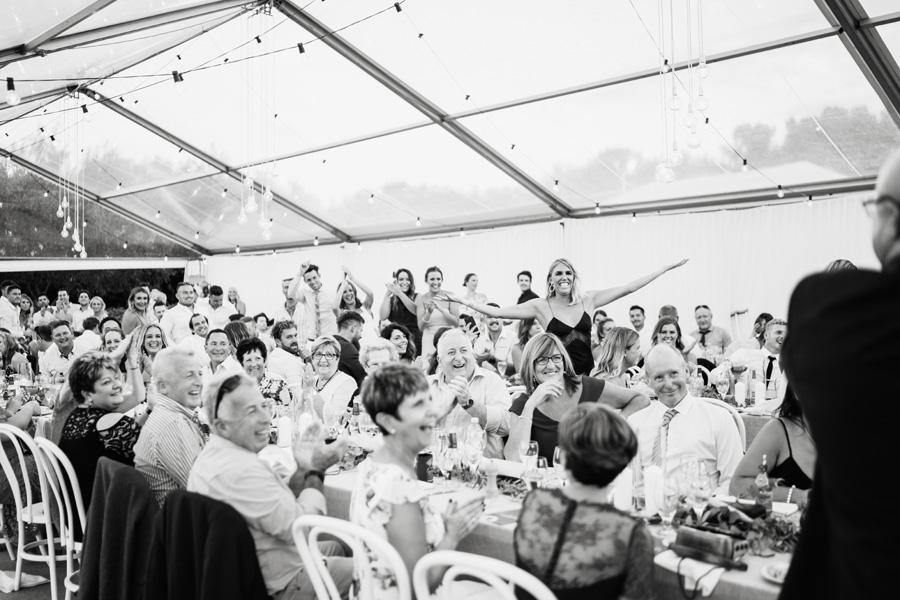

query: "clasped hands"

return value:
[291, 420, 349, 473]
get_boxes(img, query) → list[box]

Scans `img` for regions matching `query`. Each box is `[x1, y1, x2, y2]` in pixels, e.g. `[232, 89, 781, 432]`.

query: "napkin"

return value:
[0, 571, 49, 593]
[654, 550, 725, 596]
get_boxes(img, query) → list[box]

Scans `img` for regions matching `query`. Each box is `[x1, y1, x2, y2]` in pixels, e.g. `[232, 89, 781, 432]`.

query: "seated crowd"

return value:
[0, 257, 813, 600]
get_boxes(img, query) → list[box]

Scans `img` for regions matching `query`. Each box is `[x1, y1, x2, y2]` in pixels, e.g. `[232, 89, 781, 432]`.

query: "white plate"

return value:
[760, 561, 789, 585]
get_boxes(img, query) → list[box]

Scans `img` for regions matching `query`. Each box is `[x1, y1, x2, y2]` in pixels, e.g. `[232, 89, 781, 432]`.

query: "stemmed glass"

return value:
[523, 456, 547, 491]
[658, 479, 680, 537]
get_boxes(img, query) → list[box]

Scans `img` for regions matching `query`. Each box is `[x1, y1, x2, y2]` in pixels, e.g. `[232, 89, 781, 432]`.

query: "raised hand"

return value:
[669, 258, 689, 270]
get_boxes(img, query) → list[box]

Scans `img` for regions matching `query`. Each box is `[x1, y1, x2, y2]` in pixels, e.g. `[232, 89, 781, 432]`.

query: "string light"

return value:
[116, 182, 122, 191]
[194, 231, 200, 240]
[221, 188, 228, 198]
[416, 216, 421, 227]
[5, 78, 20, 105]
[776, 185, 785, 199]
[313, 236, 319, 246]
[369, 194, 375, 204]
[43, 191, 48, 198]
[235, 244, 241, 254]
[807, 195, 813, 207]
[631, 212, 637, 223]
[594, 203, 600, 215]
[553, 180, 559, 192]
[155, 210, 161, 219]
[171, 70, 184, 83]
[741, 158, 749, 172]
[459, 228, 466, 237]
[122, 241, 128, 249]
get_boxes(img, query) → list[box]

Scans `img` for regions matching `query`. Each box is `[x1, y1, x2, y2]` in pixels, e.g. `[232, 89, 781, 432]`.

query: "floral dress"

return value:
[349, 458, 445, 599]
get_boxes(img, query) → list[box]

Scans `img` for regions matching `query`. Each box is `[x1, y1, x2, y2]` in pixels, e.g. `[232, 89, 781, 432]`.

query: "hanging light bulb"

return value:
[670, 144, 684, 166]
[669, 89, 680, 112]
[741, 158, 749, 172]
[73, 241, 83, 252]
[245, 191, 258, 214]
[368, 194, 375, 204]
[631, 212, 637, 224]
[72, 230, 80, 243]
[698, 60, 709, 79]
[553, 180, 560, 192]
[155, 210, 161, 219]
[262, 227, 273, 241]
[684, 110, 699, 132]
[235, 244, 241, 254]
[61, 194, 69, 209]
[257, 213, 268, 228]
[654, 163, 675, 184]
[415, 216, 421, 227]
[262, 187, 273, 203]
[776, 185, 785, 199]
[237, 208, 248, 224]
[43, 191, 49, 198]
[660, 59, 671, 74]
[313, 236, 319, 246]
[65, 217, 72, 230]
[122, 241, 128, 250]
[695, 92, 709, 112]
[243, 176, 254, 189]
[61, 227, 69, 238]
[5, 78, 20, 106]
[116, 182, 122, 191]
[220, 188, 227, 198]
[194, 231, 200, 240]
[594, 203, 601, 215]
[79, 249, 87, 259]
[459, 228, 466, 237]
[56, 204, 64, 218]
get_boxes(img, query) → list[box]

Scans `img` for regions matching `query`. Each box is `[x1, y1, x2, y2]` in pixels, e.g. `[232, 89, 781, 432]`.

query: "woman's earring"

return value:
[548, 282, 555, 293]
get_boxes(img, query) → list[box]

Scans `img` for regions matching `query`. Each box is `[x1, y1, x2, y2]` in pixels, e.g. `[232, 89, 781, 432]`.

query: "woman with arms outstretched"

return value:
[441, 257, 687, 375]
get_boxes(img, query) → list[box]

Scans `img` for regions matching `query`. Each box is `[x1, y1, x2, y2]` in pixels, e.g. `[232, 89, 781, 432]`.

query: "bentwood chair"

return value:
[34, 437, 87, 600]
[292, 514, 412, 600]
[413, 550, 556, 600]
[701, 397, 747, 449]
[0, 424, 61, 600]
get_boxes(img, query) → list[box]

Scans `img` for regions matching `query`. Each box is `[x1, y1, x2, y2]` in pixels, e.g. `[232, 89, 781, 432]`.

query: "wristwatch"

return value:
[459, 397, 474, 410]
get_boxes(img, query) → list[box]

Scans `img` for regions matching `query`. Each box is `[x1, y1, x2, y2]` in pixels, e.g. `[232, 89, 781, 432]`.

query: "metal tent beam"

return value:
[275, 0, 571, 219]
[814, 0, 900, 128]
[568, 175, 875, 218]
[89, 88, 353, 242]
[0, 0, 257, 68]
[3, 150, 208, 254]
[23, 0, 120, 52]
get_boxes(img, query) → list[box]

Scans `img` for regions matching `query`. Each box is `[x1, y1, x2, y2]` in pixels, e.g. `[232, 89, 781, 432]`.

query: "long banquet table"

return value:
[323, 468, 787, 600]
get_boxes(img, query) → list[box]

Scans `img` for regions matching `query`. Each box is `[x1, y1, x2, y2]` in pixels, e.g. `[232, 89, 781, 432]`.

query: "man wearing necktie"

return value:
[627, 344, 742, 495]
[759, 318, 787, 405]
[288, 261, 338, 343]
[690, 305, 733, 364]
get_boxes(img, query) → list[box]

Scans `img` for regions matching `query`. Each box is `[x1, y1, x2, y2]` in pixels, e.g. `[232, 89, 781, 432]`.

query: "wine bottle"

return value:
[754, 453, 773, 514]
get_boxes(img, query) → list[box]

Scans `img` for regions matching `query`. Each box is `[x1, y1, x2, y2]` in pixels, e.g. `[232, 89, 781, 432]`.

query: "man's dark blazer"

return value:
[334, 333, 366, 387]
[780, 258, 900, 600]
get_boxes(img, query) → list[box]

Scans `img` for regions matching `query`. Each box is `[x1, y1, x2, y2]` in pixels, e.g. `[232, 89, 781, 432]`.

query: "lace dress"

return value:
[514, 488, 655, 600]
[59, 406, 142, 506]
[349, 458, 445, 599]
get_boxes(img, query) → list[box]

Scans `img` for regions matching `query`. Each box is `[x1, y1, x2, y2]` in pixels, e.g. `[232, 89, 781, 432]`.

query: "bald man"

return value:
[779, 150, 900, 599]
[627, 345, 742, 495]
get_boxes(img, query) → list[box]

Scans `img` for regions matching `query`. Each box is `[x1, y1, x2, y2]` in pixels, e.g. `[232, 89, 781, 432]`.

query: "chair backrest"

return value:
[701, 397, 747, 449]
[34, 437, 87, 548]
[414, 550, 556, 600]
[693, 364, 712, 386]
[0, 424, 47, 522]
[291, 514, 411, 600]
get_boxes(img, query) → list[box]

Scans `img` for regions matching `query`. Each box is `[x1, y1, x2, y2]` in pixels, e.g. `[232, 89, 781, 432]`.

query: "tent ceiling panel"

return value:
[240, 124, 554, 237]
[859, 0, 898, 18]
[98, 11, 428, 167]
[0, 96, 217, 196]
[109, 173, 333, 251]
[303, 0, 829, 116]
[0, 0, 96, 49]
[459, 36, 900, 210]
[66, 0, 233, 35]
[0, 10, 238, 108]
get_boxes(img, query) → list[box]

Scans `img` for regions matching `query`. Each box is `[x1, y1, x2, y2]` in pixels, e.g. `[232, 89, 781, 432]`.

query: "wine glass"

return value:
[519, 441, 539, 470]
[658, 479, 680, 536]
[535, 457, 550, 488]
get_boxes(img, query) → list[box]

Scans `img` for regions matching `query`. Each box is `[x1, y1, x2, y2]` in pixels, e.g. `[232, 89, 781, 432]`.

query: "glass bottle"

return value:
[755, 453, 773, 514]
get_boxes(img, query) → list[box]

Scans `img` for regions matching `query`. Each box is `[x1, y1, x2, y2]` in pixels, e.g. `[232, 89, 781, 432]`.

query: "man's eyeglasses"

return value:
[862, 195, 900, 218]
[213, 373, 244, 419]
[534, 354, 564, 367]
[313, 352, 338, 361]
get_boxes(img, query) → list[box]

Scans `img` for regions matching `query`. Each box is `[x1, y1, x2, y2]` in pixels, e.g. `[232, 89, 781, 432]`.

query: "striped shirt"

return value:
[134, 394, 206, 506]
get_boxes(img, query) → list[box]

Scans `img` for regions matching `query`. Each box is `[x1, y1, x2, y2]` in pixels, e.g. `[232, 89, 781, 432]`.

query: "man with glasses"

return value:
[188, 372, 350, 600]
[428, 328, 511, 458]
[780, 152, 900, 600]
[134, 347, 206, 506]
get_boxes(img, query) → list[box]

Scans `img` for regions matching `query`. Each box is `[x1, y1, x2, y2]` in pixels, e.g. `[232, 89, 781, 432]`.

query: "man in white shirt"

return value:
[629, 304, 653, 358]
[179, 313, 210, 358]
[289, 262, 337, 340]
[32, 295, 56, 328]
[39, 320, 76, 380]
[266, 321, 306, 389]
[73, 317, 103, 357]
[159, 282, 197, 344]
[628, 344, 743, 495]
[202, 285, 238, 330]
[71, 290, 92, 333]
[473, 305, 513, 372]
[53, 290, 74, 324]
[0, 280, 22, 337]
[756, 319, 788, 409]
[274, 278, 307, 335]
[203, 329, 242, 382]
[428, 328, 511, 459]
[187, 372, 350, 599]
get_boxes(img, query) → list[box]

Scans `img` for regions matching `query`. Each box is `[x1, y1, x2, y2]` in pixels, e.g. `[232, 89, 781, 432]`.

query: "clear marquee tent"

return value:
[2, 0, 900, 319]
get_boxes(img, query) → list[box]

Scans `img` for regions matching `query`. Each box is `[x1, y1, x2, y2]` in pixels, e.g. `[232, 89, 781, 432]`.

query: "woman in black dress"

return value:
[379, 268, 421, 356]
[440, 257, 687, 375]
[51, 338, 148, 506]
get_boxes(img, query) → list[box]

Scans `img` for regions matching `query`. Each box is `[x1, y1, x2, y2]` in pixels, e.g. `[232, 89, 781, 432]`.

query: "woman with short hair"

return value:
[52, 343, 147, 505]
[504, 332, 649, 463]
[236, 337, 290, 408]
[514, 403, 654, 600]
[310, 336, 357, 428]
